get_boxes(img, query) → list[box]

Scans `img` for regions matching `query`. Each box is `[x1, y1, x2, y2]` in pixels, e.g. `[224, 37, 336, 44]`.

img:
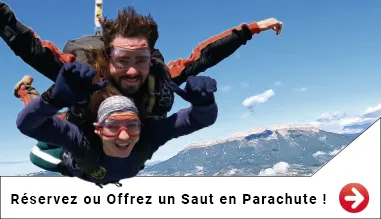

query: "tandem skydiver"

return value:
[0, 2, 283, 120]
[1, 3, 282, 184]
[16, 61, 219, 187]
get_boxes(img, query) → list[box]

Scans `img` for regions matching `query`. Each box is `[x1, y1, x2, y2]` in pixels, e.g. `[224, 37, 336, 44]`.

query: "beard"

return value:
[121, 85, 139, 97]
[109, 76, 142, 98]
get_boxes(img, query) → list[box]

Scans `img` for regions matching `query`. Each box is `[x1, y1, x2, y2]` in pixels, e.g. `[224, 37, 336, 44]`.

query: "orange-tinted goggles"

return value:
[95, 118, 141, 138]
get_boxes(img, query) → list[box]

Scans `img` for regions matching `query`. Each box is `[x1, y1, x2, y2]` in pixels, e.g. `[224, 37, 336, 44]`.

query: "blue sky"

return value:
[0, 0, 380, 175]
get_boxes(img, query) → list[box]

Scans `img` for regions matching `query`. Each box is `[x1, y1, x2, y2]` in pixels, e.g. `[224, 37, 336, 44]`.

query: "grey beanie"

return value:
[97, 95, 139, 123]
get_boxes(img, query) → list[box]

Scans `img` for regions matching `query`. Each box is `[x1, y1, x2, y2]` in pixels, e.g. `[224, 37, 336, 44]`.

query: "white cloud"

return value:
[258, 162, 290, 176]
[309, 120, 347, 134]
[240, 112, 251, 119]
[310, 102, 381, 134]
[362, 103, 381, 118]
[274, 81, 282, 86]
[317, 111, 347, 123]
[220, 86, 232, 92]
[340, 117, 375, 127]
[318, 135, 327, 142]
[242, 89, 275, 109]
[313, 145, 346, 158]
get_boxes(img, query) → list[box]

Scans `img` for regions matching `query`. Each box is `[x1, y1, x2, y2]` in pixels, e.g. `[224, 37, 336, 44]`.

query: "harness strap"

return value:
[145, 75, 156, 117]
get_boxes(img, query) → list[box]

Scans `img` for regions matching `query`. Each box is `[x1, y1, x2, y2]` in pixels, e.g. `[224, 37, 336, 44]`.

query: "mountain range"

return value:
[138, 124, 357, 176]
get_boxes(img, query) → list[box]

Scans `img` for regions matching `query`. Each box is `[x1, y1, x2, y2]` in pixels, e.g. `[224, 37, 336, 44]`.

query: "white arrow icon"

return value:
[344, 187, 364, 209]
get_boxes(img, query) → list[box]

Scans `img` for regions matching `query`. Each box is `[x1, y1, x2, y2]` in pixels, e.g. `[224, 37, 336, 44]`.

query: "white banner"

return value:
[1, 120, 380, 218]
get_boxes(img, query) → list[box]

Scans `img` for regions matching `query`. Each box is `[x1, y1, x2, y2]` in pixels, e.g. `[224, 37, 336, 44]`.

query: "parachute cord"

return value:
[94, 0, 103, 36]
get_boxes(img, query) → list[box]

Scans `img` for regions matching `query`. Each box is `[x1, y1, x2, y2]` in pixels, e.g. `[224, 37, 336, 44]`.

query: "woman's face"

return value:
[95, 111, 141, 158]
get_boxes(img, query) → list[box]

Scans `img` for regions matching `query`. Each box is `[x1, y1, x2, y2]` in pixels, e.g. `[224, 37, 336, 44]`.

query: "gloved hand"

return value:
[42, 62, 107, 108]
[168, 76, 217, 106]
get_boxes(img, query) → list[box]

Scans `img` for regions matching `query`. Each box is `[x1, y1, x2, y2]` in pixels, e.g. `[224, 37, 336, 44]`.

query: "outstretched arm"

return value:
[148, 102, 218, 153]
[0, 2, 74, 82]
[167, 19, 282, 85]
[16, 96, 84, 157]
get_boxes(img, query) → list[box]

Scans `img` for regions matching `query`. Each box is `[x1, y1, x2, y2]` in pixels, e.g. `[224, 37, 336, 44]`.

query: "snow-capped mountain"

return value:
[21, 124, 358, 177]
[138, 124, 357, 176]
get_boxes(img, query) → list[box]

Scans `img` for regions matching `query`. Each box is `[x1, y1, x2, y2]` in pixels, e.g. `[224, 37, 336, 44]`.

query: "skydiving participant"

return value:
[16, 61, 218, 186]
[2, 4, 282, 180]
[0, 2, 283, 120]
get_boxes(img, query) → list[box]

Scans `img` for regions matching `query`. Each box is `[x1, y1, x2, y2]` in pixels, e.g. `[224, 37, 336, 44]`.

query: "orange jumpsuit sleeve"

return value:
[167, 22, 261, 81]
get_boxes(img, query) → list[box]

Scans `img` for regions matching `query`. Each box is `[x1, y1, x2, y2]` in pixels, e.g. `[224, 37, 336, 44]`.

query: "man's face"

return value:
[109, 36, 151, 96]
